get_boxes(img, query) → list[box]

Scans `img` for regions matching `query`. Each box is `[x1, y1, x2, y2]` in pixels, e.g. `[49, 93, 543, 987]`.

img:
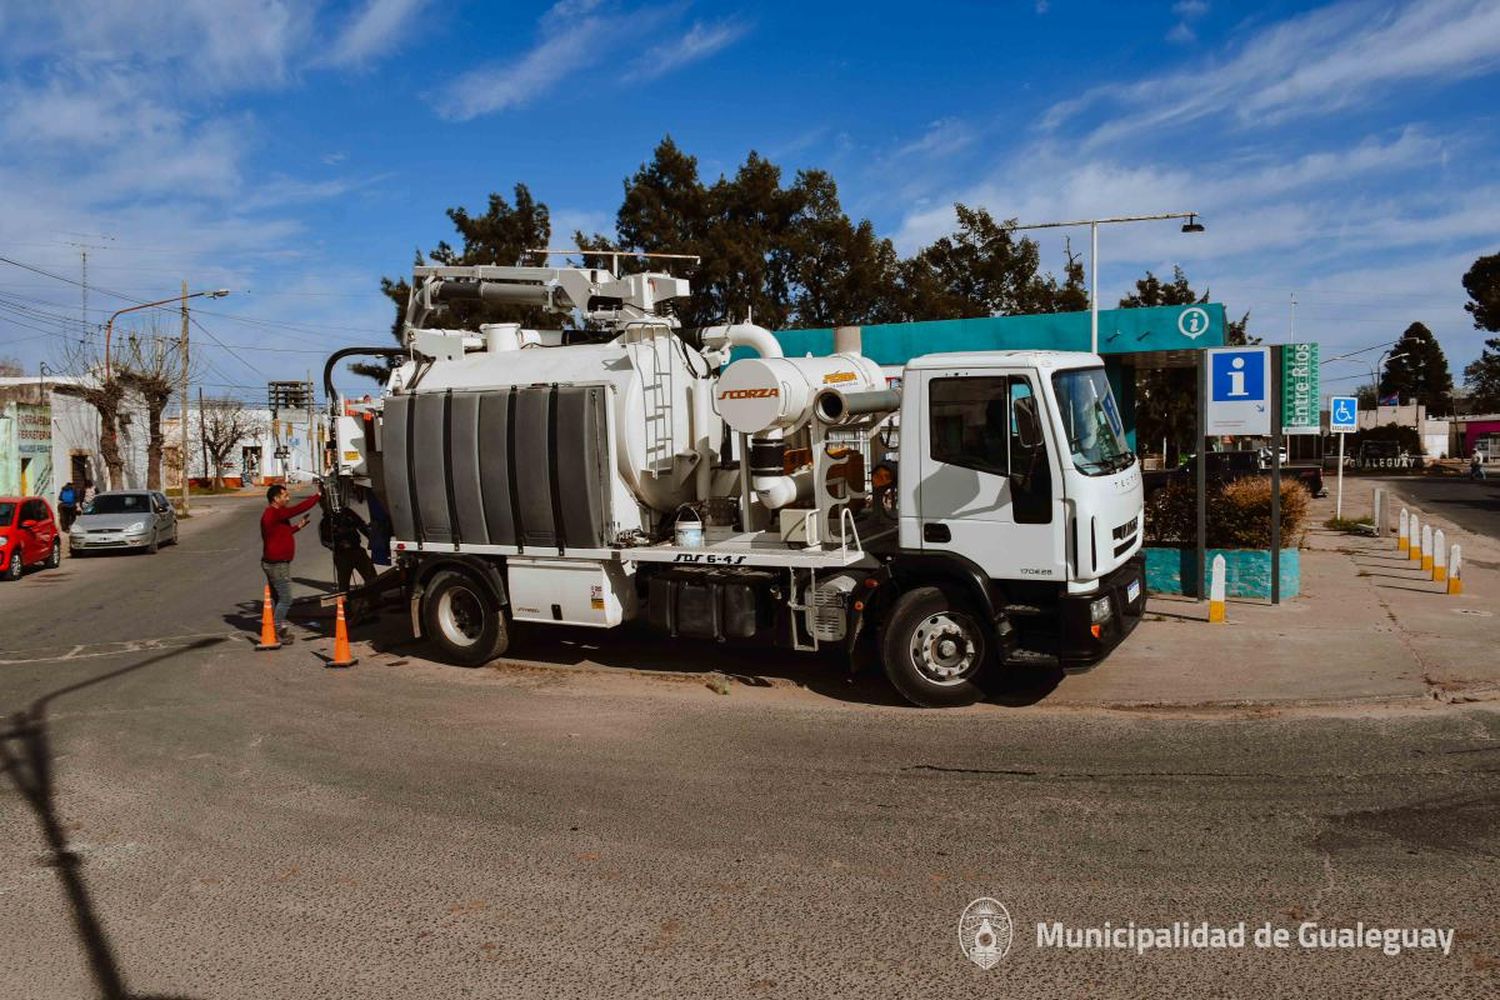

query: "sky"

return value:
[0, 0, 1497, 404]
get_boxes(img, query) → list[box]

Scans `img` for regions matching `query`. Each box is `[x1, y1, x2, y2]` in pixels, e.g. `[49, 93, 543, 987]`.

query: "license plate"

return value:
[1126, 579, 1141, 604]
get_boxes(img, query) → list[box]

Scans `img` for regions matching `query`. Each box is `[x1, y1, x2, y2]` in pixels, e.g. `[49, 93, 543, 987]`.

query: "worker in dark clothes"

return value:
[331, 504, 377, 615]
[261, 483, 321, 644]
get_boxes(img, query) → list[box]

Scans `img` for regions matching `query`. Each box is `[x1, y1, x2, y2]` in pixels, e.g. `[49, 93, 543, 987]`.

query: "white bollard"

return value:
[1421, 524, 1434, 572]
[1209, 554, 1227, 624]
[1398, 508, 1410, 553]
[1373, 488, 1385, 536]
[1449, 545, 1463, 595]
[1410, 514, 1422, 563]
[1433, 529, 1447, 582]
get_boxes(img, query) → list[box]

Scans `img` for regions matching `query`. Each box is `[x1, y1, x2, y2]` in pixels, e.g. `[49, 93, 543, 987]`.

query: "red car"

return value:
[1, 496, 62, 580]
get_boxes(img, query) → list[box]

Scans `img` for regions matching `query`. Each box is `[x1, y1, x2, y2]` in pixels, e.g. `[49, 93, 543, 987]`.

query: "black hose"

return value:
[322, 346, 408, 411]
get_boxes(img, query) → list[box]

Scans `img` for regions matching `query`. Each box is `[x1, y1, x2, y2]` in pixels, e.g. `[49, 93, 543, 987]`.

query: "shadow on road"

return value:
[0, 637, 224, 1000]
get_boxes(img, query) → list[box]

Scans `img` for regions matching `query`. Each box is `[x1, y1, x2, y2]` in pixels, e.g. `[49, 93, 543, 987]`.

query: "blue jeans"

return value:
[261, 560, 293, 629]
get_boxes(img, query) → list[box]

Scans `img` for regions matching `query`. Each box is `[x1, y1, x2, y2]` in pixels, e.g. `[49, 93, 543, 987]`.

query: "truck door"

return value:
[915, 369, 1066, 581]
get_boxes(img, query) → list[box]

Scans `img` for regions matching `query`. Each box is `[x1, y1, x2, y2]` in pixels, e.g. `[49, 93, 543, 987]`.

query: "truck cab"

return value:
[891, 352, 1145, 677]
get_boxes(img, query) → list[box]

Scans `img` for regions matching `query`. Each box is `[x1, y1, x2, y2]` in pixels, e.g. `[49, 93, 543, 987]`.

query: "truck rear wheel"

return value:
[421, 570, 510, 666]
[881, 586, 991, 708]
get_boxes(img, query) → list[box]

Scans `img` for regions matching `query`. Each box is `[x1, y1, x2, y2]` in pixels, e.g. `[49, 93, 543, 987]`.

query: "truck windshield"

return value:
[1051, 368, 1132, 476]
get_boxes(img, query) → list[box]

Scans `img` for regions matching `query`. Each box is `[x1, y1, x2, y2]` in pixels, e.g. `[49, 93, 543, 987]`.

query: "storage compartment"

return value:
[646, 566, 778, 641]
[381, 384, 613, 551]
[507, 558, 636, 627]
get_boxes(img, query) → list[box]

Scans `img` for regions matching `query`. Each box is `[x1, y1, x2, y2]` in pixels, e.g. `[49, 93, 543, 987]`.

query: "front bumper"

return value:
[1056, 555, 1146, 672]
[71, 532, 150, 550]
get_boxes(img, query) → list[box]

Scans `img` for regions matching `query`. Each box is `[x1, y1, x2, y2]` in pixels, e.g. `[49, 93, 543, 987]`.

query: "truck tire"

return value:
[421, 570, 509, 667]
[880, 586, 991, 708]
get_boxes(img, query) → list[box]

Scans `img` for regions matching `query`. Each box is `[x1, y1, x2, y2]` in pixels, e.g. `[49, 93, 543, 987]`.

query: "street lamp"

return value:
[1009, 212, 1206, 354]
[104, 288, 229, 380]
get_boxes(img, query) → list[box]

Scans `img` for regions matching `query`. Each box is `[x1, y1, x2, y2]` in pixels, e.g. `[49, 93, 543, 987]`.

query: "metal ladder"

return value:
[632, 325, 675, 478]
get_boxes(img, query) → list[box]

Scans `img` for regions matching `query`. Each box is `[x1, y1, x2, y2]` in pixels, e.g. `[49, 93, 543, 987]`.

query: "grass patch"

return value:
[1324, 516, 1374, 533]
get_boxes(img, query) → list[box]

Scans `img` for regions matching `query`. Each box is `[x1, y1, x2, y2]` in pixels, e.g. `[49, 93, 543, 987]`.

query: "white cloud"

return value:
[431, 3, 746, 120]
[625, 19, 750, 82]
[1166, 22, 1196, 45]
[1172, 0, 1209, 17]
[430, 0, 619, 120]
[324, 0, 429, 67]
[1047, 0, 1500, 143]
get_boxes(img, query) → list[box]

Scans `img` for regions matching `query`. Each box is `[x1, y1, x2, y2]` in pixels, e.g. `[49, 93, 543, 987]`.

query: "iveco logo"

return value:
[719, 388, 780, 400]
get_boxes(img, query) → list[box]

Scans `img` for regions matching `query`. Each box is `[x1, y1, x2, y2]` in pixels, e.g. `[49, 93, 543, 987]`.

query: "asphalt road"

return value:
[1, 494, 1498, 998]
[1380, 475, 1500, 542]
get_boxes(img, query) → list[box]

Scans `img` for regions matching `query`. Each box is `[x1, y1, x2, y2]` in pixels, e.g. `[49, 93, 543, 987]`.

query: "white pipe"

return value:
[702, 322, 783, 359]
[692, 377, 713, 501]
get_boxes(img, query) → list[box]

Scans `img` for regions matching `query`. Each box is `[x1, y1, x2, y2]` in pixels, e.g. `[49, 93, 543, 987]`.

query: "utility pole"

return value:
[307, 370, 317, 478]
[199, 387, 209, 484]
[179, 280, 191, 513]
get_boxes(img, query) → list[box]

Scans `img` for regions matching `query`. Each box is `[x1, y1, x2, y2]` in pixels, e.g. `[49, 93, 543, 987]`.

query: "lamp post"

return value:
[1009, 212, 1205, 354]
[103, 288, 229, 381]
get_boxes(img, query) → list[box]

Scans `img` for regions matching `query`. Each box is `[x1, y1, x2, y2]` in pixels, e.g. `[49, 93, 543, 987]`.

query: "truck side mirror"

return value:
[1013, 395, 1043, 451]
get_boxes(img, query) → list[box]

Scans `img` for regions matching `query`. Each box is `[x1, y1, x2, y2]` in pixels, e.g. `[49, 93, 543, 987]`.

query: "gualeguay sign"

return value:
[1281, 342, 1320, 435]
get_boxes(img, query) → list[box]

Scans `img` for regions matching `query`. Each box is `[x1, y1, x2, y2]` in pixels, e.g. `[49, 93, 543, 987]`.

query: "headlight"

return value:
[1089, 596, 1113, 624]
[0, 534, 8, 546]
[127, 521, 148, 533]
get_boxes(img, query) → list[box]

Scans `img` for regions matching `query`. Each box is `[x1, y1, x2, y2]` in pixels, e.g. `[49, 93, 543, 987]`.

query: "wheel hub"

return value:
[910, 612, 978, 683]
[437, 587, 485, 647]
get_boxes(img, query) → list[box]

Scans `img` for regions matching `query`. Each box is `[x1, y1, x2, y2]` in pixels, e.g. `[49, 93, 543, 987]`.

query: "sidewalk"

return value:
[1046, 474, 1500, 709]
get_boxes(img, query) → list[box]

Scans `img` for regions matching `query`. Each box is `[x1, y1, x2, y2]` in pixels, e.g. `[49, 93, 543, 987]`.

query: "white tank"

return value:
[716, 353, 887, 435]
[391, 330, 713, 519]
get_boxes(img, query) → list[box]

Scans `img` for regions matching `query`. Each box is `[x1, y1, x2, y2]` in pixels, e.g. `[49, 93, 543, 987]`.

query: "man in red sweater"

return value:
[261, 483, 321, 643]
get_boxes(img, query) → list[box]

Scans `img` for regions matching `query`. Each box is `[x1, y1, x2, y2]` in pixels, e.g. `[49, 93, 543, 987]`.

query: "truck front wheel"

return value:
[880, 586, 991, 708]
[421, 570, 510, 667]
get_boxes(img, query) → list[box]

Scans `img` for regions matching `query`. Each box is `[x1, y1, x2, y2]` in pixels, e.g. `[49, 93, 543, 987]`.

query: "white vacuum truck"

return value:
[325, 258, 1146, 707]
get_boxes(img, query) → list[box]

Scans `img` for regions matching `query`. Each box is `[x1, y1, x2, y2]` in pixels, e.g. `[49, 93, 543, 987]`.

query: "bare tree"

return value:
[115, 327, 184, 490]
[54, 338, 127, 490]
[200, 397, 259, 489]
[0, 357, 22, 376]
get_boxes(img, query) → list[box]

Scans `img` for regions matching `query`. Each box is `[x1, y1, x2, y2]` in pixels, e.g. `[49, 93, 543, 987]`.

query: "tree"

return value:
[1461, 253, 1500, 413]
[54, 339, 128, 490]
[0, 357, 22, 377]
[115, 327, 184, 490]
[199, 397, 259, 489]
[361, 184, 552, 380]
[898, 205, 1075, 321]
[782, 169, 904, 327]
[1380, 322, 1453, 415]
[1462, 253, 1500, 332]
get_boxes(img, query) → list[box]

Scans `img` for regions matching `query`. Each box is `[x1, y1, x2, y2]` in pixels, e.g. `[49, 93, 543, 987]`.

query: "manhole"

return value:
[1453, 608, 1493, 617]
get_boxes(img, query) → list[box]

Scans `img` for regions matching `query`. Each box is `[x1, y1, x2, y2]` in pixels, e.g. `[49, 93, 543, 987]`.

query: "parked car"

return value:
[70, 490, 179, 554]
[0, 496, 62, 580]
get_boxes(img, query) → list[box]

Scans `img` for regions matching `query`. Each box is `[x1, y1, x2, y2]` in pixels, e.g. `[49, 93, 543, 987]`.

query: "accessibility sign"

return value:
[1281, 342, 1320, 435]
[1205, 347, 1271, 436]
[1329, 395, 1358, 433]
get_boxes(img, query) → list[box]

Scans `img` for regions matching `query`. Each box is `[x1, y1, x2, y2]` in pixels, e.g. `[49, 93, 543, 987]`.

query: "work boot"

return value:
[277, 626, 296, 645]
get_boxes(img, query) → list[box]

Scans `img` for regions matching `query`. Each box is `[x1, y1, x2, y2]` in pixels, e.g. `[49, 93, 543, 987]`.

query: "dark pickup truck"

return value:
[1144, 451, 1326, 498]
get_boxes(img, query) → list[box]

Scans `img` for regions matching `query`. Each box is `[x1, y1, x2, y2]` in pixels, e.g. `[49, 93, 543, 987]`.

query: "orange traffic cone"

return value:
[327, 595, 357, 668]
[255, 585, 281, 650]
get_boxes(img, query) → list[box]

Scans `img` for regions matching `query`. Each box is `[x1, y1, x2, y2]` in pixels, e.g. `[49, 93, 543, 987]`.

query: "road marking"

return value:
[0, 632, 241, 665]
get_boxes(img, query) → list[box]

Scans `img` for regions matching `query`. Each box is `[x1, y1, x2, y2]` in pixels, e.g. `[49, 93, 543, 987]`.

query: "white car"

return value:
[69, 490, 179, 554]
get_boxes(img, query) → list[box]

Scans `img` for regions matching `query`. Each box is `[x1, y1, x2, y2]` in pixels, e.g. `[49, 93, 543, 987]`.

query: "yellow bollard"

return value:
[1448, 544, 1463, 595]
[1397, 508, 1409, 554]
[1421, 524, 1434, 572]
[1409, 514, 1422, 563]
[1433, 529, 1447, 583]
[1208, 554, 1227, 624]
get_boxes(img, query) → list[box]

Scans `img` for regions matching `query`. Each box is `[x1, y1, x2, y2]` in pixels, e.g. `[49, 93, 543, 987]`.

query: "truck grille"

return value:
[1112, 516, 1139, 557]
